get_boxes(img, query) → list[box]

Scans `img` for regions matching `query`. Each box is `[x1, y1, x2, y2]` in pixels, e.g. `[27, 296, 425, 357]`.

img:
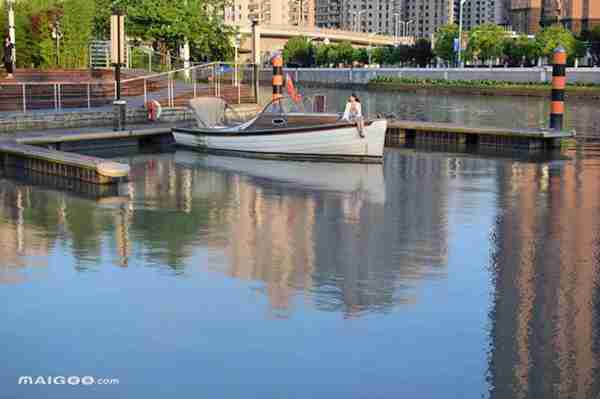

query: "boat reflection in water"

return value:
[174, 151, 386, 204]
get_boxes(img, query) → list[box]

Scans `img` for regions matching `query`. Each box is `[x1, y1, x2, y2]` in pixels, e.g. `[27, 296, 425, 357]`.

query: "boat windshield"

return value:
[261, 97, 308, 115]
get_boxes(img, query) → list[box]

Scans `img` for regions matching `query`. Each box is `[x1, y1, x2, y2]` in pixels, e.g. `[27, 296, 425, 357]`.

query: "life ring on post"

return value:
[146, 100, 162, 121]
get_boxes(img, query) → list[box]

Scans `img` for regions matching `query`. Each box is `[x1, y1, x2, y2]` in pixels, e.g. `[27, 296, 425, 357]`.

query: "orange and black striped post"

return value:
[272, 54, 284, 102]
[550, 47, 566, 131]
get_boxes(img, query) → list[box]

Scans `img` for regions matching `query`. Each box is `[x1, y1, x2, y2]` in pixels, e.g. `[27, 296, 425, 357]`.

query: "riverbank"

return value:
[276, 67, 600, 92]
[367, 77, 600, 98]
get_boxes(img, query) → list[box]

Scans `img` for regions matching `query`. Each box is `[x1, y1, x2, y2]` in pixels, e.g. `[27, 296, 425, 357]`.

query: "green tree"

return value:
[126, 0, 234, 63]
[433, 24, 458, 65]
[334, 41, 354, 65]
[412, 39, 434, 67]
[503, 35, 540, 66]
[535, 24, 576, 59]
[60, 0, 95, 68]
[353, 47, 368, 64]
[465, 23, 508, 65]
[282, 36, 314, 67]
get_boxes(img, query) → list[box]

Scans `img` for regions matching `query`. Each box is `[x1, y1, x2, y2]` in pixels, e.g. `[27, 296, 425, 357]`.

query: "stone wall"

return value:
[0, 107, 194, 134]
[0, 103, 261, 134]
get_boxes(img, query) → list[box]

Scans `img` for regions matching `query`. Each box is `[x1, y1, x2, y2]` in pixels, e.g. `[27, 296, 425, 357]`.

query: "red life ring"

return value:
[146, 100, 162, 121]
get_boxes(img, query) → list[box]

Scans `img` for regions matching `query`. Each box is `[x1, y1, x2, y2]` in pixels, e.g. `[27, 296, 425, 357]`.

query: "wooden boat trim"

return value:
[173, 120, 379, 137]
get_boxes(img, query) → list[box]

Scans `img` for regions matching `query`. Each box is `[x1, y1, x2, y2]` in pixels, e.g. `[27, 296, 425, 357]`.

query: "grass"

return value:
[369, 76, 600, 92]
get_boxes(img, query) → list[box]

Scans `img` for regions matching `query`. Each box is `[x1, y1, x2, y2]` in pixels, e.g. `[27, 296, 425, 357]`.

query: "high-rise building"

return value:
[314, 0, 510, 38]
[315, 0, 342, 28]
[511, 0, 600, 35]
[225, 0, 315, 27]
[459, 0, 512, 31]
[510, 0, 542, 34]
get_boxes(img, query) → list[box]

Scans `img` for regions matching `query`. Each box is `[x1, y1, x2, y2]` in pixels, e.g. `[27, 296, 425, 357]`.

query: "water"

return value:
[1, 91, 600, 398]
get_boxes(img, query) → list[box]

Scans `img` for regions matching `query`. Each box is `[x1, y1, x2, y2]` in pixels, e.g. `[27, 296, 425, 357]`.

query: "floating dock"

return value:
[386, 120, 574, 150]
[0, 142, 129, 184]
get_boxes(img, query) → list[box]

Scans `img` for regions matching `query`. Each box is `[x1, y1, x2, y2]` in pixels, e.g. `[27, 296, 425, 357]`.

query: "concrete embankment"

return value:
[264, 67, 600, 97]
[0, 104, 260, 134]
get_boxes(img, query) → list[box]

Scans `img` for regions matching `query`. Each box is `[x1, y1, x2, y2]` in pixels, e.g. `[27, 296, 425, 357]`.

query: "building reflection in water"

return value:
[0, 151, 451, 319]
[489, 155, 600, 399]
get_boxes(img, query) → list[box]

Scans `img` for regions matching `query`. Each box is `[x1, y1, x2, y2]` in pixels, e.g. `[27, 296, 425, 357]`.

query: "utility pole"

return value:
[458, 0, 467, 68]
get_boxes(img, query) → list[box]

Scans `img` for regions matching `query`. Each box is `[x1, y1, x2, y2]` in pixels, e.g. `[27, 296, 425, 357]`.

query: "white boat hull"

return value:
[173, 119, 387, 163]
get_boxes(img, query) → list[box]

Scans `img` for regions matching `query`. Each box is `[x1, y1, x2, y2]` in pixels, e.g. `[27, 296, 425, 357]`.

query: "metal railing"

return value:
[0, 63, 258, 114]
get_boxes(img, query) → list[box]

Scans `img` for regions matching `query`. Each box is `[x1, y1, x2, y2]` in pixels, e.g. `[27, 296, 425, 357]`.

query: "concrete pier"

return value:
[0, 142, 129, 184]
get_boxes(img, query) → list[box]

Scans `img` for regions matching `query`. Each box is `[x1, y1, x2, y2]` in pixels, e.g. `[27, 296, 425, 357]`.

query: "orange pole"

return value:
[550, 47, 566, 131]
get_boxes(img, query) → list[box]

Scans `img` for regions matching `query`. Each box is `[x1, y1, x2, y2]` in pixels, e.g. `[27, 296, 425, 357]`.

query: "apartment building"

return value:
[225, 0, 315, 27]
[459, 0, 512, 31]
[510, 0, 600, 35]
[314, 0, 509, 38]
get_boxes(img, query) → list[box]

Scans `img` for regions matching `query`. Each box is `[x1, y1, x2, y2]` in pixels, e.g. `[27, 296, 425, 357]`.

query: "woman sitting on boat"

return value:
[342, 94, 365, 138]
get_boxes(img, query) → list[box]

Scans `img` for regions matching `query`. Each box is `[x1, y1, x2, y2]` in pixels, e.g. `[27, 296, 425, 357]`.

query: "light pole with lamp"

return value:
[51, 19, 62, 67]
[393, 13, 400, 43]
[405, 20, 414, 40]
[234, 32, 241, 88]
[351, 9, 366, 32]
[6, 0, 15, 66]
[458, 0, 467, 68]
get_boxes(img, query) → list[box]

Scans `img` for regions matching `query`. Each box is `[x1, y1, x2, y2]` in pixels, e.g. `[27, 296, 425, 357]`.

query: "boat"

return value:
[172, 97, 387, 163]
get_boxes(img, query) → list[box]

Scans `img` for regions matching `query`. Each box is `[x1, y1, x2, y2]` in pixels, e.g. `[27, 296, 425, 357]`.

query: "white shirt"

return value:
[342, 102, 362, 121]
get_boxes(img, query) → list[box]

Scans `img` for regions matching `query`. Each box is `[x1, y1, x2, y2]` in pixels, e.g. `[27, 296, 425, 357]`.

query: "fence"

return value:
[0, 63, 258, 114]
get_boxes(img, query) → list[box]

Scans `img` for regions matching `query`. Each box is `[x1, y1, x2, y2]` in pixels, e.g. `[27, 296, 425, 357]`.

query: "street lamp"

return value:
[393, 13, 400, 43]
[350, 9, 366, 32]
[458, 0, 467, 68]
[405, 20, 414, 39]
[367, 31, 381, 65]
[234, 33, 242, 85]
[51, 19, 62, 67]
[6, 0, 15, 65]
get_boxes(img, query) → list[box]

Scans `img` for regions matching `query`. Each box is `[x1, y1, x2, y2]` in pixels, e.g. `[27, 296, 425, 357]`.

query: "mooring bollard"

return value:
[113, 100, 127, 131]
[272, 54, 283, 102]
[550, 47, 566, 131]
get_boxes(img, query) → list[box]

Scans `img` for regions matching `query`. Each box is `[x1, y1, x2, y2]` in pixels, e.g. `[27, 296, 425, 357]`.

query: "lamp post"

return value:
[350, 9, 366, 32]
[6, 0, 15, 64]
[393, 13, 400, 43]
[406, 20, 414, 40]
[458, 0, 467, 68]
[51, 19, 62, 67]
[234, 32, 241, 87]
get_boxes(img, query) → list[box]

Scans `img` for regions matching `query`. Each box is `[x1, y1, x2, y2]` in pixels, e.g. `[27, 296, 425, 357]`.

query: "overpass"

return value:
[235, 24, 415, 62]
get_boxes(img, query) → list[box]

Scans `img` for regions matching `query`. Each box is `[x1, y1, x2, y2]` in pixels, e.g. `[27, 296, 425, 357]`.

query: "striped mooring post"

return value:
[550, 47, 566, 131]
[272, 54, 283, 102]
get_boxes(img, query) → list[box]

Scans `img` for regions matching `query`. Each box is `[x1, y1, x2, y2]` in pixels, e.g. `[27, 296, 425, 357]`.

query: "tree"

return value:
[412, 39, 434, 67]
[60, 0, 95, 68]
[465, 23, 508, 65]
[535, 24, 576, 59]
[282, 36, 314, 67]
[334, 41, 354, 65]
[503, 35, 539, 66]
[314, 44, 335, 66]
[353, 47, 368, 65]
[433, 24, 458, 65]
[126, 0, 234, 63]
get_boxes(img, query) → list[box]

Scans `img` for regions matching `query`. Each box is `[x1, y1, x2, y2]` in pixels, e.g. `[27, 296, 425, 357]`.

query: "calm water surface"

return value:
[1, 91, 600, 398]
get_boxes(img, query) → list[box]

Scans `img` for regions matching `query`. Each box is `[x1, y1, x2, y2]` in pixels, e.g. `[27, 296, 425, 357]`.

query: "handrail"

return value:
[121, 62, 256, 83]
